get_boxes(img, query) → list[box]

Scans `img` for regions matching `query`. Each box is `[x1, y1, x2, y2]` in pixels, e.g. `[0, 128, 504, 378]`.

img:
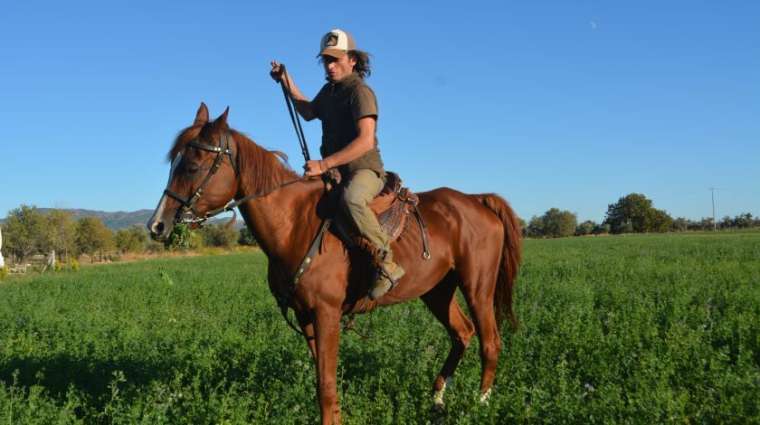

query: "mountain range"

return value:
[1, 208, 243, 231]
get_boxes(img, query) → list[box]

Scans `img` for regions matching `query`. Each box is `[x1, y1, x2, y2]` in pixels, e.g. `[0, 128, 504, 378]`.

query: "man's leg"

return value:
[343, 169, 405, 299]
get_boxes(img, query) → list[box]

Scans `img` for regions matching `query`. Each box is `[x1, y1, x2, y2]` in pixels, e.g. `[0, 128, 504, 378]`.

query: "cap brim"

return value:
[320, 48, 347, 58]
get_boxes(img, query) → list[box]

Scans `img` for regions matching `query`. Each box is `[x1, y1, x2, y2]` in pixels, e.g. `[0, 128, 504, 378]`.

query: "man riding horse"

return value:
[148, 29, 521, 424]
[269, 29, 404, 299]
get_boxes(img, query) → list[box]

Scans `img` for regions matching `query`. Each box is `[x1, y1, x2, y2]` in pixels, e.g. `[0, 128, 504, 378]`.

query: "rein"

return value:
[279, 65, 311, 162]
[201, 176, 306, 221]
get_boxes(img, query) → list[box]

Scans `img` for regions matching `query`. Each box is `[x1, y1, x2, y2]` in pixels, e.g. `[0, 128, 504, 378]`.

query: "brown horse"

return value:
[147, 103, 522, 425]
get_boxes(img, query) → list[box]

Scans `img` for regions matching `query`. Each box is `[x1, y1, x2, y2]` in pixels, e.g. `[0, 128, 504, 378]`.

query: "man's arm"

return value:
[304, 117, 376, 176]
[270, 60, 317, 121]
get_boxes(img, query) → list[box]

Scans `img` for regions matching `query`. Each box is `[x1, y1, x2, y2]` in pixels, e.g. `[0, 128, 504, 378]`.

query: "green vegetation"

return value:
[604, 193, 673, 233]
[1, 206, 255, 267]
[1, 232, 759, 423]
[527, 208, 577, 238]
[524, 193, 759, 238]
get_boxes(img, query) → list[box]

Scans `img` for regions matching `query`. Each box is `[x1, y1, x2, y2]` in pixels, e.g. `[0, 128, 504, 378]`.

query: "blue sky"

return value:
[1, 1, 758, 223]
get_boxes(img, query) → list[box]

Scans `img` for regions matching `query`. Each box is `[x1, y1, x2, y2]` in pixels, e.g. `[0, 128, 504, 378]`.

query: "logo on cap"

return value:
[325, 33, 339, 47]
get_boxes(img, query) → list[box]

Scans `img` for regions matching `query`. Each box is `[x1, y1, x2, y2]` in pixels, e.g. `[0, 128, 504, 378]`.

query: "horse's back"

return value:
[417, 187, 509, 229]
[414, 187, 510, 259]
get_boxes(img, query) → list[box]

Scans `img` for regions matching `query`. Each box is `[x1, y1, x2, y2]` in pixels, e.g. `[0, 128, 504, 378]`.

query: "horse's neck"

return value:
[233, 136, 319, 263]
[237, 182, 321, 264]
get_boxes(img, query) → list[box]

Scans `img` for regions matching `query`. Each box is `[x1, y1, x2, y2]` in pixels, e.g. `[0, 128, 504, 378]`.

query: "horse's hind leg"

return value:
[458, 256, 502, 403]
[421, 272, 475, 407]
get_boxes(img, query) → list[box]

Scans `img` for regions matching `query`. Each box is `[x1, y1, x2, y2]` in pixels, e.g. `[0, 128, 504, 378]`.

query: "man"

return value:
[270, 28, 404, 300]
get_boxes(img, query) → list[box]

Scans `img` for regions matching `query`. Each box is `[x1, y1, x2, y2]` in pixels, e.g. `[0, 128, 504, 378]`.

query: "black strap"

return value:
[413, 204, 432, 260]
[274, 217, 332, 338]
[279, 65, 311, 162]
[279, 299, 308, 338]
[293, 218, 332, 284]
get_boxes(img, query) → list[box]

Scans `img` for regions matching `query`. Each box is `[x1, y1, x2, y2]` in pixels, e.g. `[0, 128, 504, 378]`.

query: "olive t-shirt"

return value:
[312, 73, 384, 176]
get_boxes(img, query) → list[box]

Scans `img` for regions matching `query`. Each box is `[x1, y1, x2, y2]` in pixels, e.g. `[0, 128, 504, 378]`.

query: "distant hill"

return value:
[1, 208, 243, 231]
[37, 208, 155, 230]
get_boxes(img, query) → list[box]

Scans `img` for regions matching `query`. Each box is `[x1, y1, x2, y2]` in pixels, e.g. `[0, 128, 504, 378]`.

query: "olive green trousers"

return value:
[342, 169, 389, 252]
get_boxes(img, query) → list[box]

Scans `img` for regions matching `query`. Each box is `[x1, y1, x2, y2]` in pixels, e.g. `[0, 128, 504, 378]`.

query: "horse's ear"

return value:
[194, 102, 209, 126]
[214, 106, 230, 128]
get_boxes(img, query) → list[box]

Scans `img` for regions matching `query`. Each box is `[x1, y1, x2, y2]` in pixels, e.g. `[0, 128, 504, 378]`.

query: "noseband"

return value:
[164, 132, 237, 226]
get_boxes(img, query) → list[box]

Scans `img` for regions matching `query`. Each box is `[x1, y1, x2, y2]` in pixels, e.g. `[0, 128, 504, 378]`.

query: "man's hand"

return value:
[270, 60, 284, 83]
[304, 160, 328, 177]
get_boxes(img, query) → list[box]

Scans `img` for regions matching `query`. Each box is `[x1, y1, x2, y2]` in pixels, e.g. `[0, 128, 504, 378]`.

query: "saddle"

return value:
[292, 171, 431, 285]
[341, 171, 417, 242]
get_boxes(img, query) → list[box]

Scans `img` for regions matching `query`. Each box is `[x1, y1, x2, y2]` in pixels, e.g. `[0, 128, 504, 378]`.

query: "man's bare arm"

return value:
[304, 117, 376, 176]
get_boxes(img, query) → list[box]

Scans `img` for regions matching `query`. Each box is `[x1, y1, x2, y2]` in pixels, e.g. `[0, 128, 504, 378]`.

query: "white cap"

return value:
[319, 29, 356, 58]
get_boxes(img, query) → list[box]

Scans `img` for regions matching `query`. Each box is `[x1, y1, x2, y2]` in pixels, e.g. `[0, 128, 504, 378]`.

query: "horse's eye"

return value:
[187, 164, 200, 174]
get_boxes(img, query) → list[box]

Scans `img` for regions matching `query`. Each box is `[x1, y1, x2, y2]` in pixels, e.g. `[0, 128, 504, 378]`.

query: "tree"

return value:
[2, 205, 48, 262]
[697, 217, 715, 230]
[542, 208, 577, 238]
[576, 220, 596, 236]
[605, 193, 673, 233]
[527, 216, 545, 238]
[238, 227, 257, 246]
[47, 209, 76, 261]
[605, 193, 651, 233]
[671, 217, 689, 232]
[200, 224, 238, 248]
[527, 209, 577, 238]
[593, 223, 611, 235]
[719, 215, 733, 229]
[734, 213, 753, 228]
[75, 217, 114, 261]
[115, 226, 148, 253]
[517, 217, 527, 237]
[647, 208, 673, 233]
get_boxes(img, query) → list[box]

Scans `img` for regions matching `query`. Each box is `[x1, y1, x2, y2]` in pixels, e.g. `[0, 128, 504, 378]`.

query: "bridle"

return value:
[163, 132, 238, 226]
[162, 130, 306, 227]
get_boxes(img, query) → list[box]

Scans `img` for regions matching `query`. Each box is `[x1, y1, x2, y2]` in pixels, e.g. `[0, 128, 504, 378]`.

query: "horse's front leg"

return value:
[314, 306, 342, 425]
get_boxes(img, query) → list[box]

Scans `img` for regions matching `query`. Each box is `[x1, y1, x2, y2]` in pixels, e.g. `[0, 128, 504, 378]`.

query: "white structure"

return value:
[0, 227, 4, 268]
[46, 249, 56, 270]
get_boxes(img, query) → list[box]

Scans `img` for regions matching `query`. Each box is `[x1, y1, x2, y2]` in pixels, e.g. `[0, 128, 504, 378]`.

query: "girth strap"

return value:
[413, 204, 432, 260]
[294, 218, 332, 285]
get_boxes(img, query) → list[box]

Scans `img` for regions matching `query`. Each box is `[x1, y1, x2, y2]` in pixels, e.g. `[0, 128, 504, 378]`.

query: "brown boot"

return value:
[368, 251, 405, 300]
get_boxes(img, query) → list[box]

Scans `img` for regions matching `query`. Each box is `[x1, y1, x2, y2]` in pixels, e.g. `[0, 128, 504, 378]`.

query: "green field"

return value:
[1, 232, 759, 424]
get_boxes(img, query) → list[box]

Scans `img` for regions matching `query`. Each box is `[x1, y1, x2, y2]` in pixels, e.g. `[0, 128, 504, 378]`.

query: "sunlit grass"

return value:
[1, 232, 759, 423]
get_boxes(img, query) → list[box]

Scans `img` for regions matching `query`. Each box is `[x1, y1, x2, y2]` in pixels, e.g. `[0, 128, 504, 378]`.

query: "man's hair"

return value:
[348, 50, 372, 78]
[318, 50, 372, 79]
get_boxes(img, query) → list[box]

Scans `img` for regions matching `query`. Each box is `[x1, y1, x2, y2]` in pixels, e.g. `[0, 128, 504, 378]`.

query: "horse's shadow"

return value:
[338, 342, 385, 383]
[0, 353, 173, 403]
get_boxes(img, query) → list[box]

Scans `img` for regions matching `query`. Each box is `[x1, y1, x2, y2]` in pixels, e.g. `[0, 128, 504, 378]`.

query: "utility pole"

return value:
[709, 187, 717, 231]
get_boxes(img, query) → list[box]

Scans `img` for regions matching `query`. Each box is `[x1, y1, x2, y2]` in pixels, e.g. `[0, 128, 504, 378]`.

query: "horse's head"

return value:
[147, 102, 239, 240]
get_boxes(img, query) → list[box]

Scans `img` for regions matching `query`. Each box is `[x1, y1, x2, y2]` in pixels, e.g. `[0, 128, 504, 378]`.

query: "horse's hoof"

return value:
[432, 377, 450, 408]
[432, 390, 446, 408]
[479, 388, 492, 405]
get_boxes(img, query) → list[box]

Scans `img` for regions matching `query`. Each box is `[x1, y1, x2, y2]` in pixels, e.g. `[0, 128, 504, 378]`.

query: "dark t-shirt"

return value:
[312, 73, 384, 176]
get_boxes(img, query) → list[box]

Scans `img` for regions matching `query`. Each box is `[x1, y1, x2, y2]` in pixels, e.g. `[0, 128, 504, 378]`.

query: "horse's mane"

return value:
[168, 123, 298, 194]
[231, 130, 298, 193]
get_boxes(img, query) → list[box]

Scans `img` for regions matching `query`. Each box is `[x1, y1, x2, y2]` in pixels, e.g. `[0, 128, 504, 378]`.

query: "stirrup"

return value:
[368, 263, 404, 300]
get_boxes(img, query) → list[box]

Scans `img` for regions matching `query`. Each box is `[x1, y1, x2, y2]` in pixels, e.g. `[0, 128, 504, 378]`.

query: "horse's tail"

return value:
[475, 193, 523, 332]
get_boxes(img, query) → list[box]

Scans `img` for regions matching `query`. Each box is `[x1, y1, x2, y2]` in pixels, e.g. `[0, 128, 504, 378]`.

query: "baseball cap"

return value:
[319, 29, 356, 58]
